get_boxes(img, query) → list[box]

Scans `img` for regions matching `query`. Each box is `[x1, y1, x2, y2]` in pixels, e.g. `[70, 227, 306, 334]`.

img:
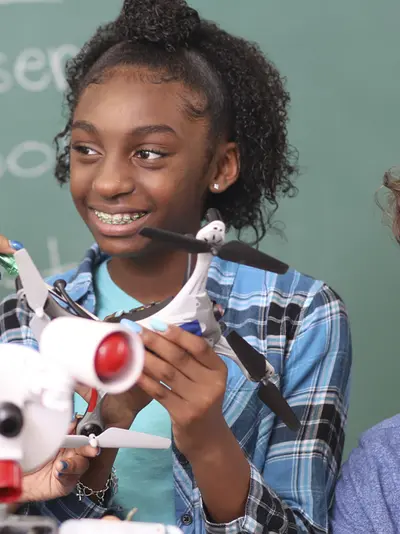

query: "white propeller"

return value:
[14, 248, 51, 340]
[62, 428, 171, 450]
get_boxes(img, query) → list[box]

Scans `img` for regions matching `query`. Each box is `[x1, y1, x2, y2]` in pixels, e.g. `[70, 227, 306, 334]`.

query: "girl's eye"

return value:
[72, 145, 98, 156]
[135, 150, 165, 160]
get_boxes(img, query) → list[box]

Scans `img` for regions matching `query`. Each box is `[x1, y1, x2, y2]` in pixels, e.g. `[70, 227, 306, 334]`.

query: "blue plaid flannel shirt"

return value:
[0, 244, 352, 533]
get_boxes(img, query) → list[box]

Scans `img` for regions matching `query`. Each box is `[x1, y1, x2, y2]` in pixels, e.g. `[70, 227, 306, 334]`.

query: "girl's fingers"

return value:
[0, 236, 17, 254]
[76, 444, 100, 458]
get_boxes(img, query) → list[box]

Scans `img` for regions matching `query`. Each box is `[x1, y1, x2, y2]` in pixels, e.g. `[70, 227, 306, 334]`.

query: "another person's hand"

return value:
[21, 421, 98, 503]
[0, 235, 20, 254]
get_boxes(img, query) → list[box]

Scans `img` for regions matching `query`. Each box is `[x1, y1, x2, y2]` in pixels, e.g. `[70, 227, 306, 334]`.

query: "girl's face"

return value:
[69, 67, 238, 258]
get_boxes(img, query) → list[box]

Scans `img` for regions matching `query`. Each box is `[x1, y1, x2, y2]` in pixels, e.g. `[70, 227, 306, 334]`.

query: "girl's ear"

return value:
[208, 142, 240, 194]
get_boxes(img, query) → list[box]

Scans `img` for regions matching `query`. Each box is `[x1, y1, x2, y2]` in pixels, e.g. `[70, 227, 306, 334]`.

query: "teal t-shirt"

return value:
[73, 259, 175, 523]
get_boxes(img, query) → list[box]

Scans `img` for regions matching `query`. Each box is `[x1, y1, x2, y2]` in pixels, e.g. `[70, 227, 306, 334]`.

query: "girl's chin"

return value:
[95, 238, 147, 257]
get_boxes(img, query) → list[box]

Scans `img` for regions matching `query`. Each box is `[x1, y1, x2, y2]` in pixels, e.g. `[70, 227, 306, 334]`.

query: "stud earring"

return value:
[213, 184, 220, 190]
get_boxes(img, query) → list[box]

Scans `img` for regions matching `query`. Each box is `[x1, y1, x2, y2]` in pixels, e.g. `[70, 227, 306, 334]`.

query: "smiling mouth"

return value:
[93, 210, 148, 226]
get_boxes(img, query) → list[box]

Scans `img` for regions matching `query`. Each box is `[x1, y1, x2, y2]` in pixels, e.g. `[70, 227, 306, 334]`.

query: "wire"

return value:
[53, 279, 94, 320]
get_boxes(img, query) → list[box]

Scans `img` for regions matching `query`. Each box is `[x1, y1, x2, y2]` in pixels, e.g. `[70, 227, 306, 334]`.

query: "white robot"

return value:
[0, 316, 180, 533]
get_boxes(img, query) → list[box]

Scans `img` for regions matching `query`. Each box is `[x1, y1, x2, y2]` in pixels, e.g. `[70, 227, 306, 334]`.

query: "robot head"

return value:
[0, 317, 145, 503]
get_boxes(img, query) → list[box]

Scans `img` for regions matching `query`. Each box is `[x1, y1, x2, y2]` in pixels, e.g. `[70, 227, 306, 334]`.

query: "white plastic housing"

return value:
[39, 317, 144, 394]
[60, 520, 183, 534]
[0, 344, 71, 472]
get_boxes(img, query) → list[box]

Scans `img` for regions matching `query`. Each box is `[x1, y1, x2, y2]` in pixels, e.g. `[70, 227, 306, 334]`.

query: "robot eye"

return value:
[94, 332, 131, 381]
[0, 403, 24, 438]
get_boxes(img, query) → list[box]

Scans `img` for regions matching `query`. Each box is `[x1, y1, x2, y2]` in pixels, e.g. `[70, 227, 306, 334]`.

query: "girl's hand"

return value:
[21, 421, 98, 503]
[136, 322, 229, 460]
[75, 383, 152, 430]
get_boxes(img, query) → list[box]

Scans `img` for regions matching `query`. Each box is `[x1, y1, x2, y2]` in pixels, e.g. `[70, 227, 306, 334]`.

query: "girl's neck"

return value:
[107, 250, 191, 304]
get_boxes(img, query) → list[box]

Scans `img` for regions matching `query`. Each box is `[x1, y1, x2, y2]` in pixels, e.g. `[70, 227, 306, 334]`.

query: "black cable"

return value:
[53, 279, 94, 320]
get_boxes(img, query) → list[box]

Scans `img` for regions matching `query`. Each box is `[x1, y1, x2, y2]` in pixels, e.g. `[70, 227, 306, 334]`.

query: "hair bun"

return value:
[116, 0, 200, 49]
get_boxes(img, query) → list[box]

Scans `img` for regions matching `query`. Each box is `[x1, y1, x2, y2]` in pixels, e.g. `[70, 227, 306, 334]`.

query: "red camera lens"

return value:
[94, 332, 130, 381]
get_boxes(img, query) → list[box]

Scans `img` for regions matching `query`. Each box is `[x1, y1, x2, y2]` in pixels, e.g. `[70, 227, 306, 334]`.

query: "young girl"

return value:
[0, 1, 352, 532]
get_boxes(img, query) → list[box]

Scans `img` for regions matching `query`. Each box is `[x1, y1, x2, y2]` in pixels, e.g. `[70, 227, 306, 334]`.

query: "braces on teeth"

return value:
[94, 210, 146, 225]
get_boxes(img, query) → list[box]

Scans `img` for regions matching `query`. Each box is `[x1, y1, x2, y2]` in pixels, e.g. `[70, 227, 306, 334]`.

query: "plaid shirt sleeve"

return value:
[201, 284, 352, 534]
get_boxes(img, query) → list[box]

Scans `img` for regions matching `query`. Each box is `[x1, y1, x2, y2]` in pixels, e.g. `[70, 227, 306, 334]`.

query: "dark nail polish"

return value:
[60, 460, 68, 471]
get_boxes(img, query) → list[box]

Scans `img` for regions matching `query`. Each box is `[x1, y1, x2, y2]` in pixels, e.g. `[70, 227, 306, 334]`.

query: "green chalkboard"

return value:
[1, 0, 400, 460]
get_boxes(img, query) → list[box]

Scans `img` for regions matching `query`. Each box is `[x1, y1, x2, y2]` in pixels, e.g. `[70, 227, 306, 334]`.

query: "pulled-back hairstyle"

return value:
[54, 0, 299, 242]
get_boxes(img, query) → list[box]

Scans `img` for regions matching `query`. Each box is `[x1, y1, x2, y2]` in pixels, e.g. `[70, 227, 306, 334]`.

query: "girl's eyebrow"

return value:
[71, 120, 177, 137]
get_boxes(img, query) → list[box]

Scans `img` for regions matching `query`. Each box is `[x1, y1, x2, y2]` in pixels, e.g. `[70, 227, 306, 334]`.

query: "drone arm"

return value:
[177, 251, 213, 298]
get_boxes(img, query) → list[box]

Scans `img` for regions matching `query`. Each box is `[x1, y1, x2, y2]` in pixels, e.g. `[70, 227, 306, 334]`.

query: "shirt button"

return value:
[181, 513, 193, 525]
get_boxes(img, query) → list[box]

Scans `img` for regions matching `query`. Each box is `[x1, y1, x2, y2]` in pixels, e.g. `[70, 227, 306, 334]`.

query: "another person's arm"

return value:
[330, 415, 400, 534]
[9, 427, 100, 516]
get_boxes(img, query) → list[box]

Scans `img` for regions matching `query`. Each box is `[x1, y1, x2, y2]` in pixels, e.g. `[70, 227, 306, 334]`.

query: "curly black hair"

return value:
[54, 0, 299, 242]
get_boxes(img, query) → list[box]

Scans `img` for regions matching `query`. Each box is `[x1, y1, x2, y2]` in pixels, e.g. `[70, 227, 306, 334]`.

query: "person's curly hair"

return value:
[54, 0, 299, 243]
[378, 167, 400, 242]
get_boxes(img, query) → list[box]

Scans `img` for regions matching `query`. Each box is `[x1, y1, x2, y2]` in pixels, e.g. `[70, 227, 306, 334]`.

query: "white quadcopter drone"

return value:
[9, 208, 300, 435]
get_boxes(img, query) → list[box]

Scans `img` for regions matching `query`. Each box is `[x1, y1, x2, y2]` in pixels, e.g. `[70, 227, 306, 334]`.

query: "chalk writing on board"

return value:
[0, 45, 78, 92]
[0, 141, 54, 180]
[0, 236, 77, 292]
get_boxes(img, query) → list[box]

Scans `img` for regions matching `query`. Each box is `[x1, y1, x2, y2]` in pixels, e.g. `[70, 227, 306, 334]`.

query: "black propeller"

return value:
[139, 227, 289, 275]
[217, 241, 289, 274]
[226, 331, 300, 431]
[140, 227, 210, 254]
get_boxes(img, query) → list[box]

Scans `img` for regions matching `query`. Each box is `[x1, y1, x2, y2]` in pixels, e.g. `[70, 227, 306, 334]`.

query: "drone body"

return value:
[135, 220, 274, 383]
